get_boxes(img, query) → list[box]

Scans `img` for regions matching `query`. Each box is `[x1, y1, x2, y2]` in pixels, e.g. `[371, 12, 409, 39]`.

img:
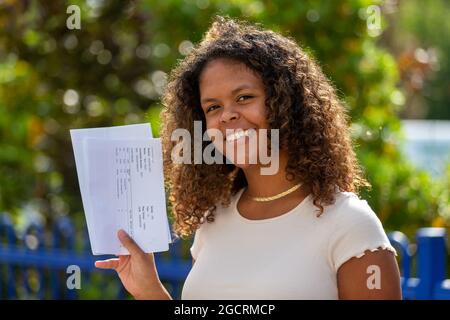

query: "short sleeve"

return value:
[190, 225, 205, 260]
[328, 194, 397, 273]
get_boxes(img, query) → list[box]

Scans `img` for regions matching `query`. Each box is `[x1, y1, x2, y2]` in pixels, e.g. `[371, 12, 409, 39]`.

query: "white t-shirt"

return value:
[181, 188, 397, 300]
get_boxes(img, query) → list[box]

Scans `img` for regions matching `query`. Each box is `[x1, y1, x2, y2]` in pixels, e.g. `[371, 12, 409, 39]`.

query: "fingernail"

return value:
[118, 229, 127, 239]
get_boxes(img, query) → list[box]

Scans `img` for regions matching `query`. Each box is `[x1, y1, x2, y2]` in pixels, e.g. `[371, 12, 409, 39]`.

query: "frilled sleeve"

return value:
[328, 194, 397, 273]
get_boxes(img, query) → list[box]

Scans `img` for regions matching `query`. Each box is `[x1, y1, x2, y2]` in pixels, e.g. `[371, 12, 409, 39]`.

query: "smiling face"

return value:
[199, 58, 270, 168]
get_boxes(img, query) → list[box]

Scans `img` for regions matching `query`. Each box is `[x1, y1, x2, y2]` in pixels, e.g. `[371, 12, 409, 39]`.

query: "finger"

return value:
[118, 229, 144, 257]
[95, 258, 120, 270]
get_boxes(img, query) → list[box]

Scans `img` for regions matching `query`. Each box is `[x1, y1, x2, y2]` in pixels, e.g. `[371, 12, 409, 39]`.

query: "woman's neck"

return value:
[241, 152, 302, 198]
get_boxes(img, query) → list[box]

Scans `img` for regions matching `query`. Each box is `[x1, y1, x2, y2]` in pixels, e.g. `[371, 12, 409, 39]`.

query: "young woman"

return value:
[95, 17, 402, 300]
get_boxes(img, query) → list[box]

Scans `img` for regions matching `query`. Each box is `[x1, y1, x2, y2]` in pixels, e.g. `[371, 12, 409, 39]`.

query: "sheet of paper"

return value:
[86, 138, 170, 255]
[70, 123, 172, 255]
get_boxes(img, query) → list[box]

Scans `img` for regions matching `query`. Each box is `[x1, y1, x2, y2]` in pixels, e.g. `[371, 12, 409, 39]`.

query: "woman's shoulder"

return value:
[320, 190, 379, 226]
[323, 190, 396, 271]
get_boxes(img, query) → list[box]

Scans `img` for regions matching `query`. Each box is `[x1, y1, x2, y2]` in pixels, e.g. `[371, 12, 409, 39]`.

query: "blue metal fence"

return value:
[389, 227, 450, 299]
[1, 213, 449, 299]
[0, 214, 191, 299]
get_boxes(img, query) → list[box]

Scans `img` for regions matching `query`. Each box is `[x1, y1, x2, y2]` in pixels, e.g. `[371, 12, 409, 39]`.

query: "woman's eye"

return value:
[206, 105, 220, 113]
[237, 95, 253, 102]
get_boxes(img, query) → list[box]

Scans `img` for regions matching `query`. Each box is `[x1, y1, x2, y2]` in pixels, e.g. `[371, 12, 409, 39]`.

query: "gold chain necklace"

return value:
[249, 183, 302, 202]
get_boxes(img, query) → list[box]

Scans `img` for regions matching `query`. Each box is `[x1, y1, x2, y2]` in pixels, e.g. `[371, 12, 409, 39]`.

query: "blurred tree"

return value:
[0, 0, 159, 222]
[384, 0, 450, 119]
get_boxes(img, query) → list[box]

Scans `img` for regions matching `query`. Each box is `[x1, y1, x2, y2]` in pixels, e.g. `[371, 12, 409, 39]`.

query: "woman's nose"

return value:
[220, 106, 240, 124]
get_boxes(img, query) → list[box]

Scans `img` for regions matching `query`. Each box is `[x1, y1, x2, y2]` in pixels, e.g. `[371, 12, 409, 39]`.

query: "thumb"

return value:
[118, 229, 144, 256]
[95, 258, 119, 270]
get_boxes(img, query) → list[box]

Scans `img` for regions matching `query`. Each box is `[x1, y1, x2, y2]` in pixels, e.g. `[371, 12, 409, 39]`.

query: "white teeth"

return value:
[226, 129, 253, 142]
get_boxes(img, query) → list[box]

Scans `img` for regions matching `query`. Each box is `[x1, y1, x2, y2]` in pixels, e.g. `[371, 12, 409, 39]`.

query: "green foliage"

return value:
[394, 0, 450, 119]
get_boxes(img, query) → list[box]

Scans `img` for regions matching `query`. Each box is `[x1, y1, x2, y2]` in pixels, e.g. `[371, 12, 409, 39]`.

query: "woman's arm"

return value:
[337, 249, 402, 299]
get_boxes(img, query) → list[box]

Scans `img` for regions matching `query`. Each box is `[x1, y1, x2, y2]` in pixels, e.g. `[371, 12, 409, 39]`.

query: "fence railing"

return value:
[0, 214, 191, 299]
[388, 227, 450, 299]
[1, 214, 449, 299]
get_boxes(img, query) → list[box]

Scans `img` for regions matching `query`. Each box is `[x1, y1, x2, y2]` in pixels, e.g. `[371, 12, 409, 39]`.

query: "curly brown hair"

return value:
[160, 16, 370, 239]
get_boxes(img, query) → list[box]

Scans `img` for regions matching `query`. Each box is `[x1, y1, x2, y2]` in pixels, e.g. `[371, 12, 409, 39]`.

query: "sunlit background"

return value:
[0, 0, 449, 299]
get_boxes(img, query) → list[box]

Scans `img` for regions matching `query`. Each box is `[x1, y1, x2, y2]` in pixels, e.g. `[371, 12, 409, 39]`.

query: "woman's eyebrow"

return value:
[201, 84, 256, 104]
[230, 84, 254, 95]
[200, 97, 219, 105]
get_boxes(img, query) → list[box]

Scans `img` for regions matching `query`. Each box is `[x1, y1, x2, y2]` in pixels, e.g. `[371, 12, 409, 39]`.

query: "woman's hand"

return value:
[95, 229, 172, 300]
